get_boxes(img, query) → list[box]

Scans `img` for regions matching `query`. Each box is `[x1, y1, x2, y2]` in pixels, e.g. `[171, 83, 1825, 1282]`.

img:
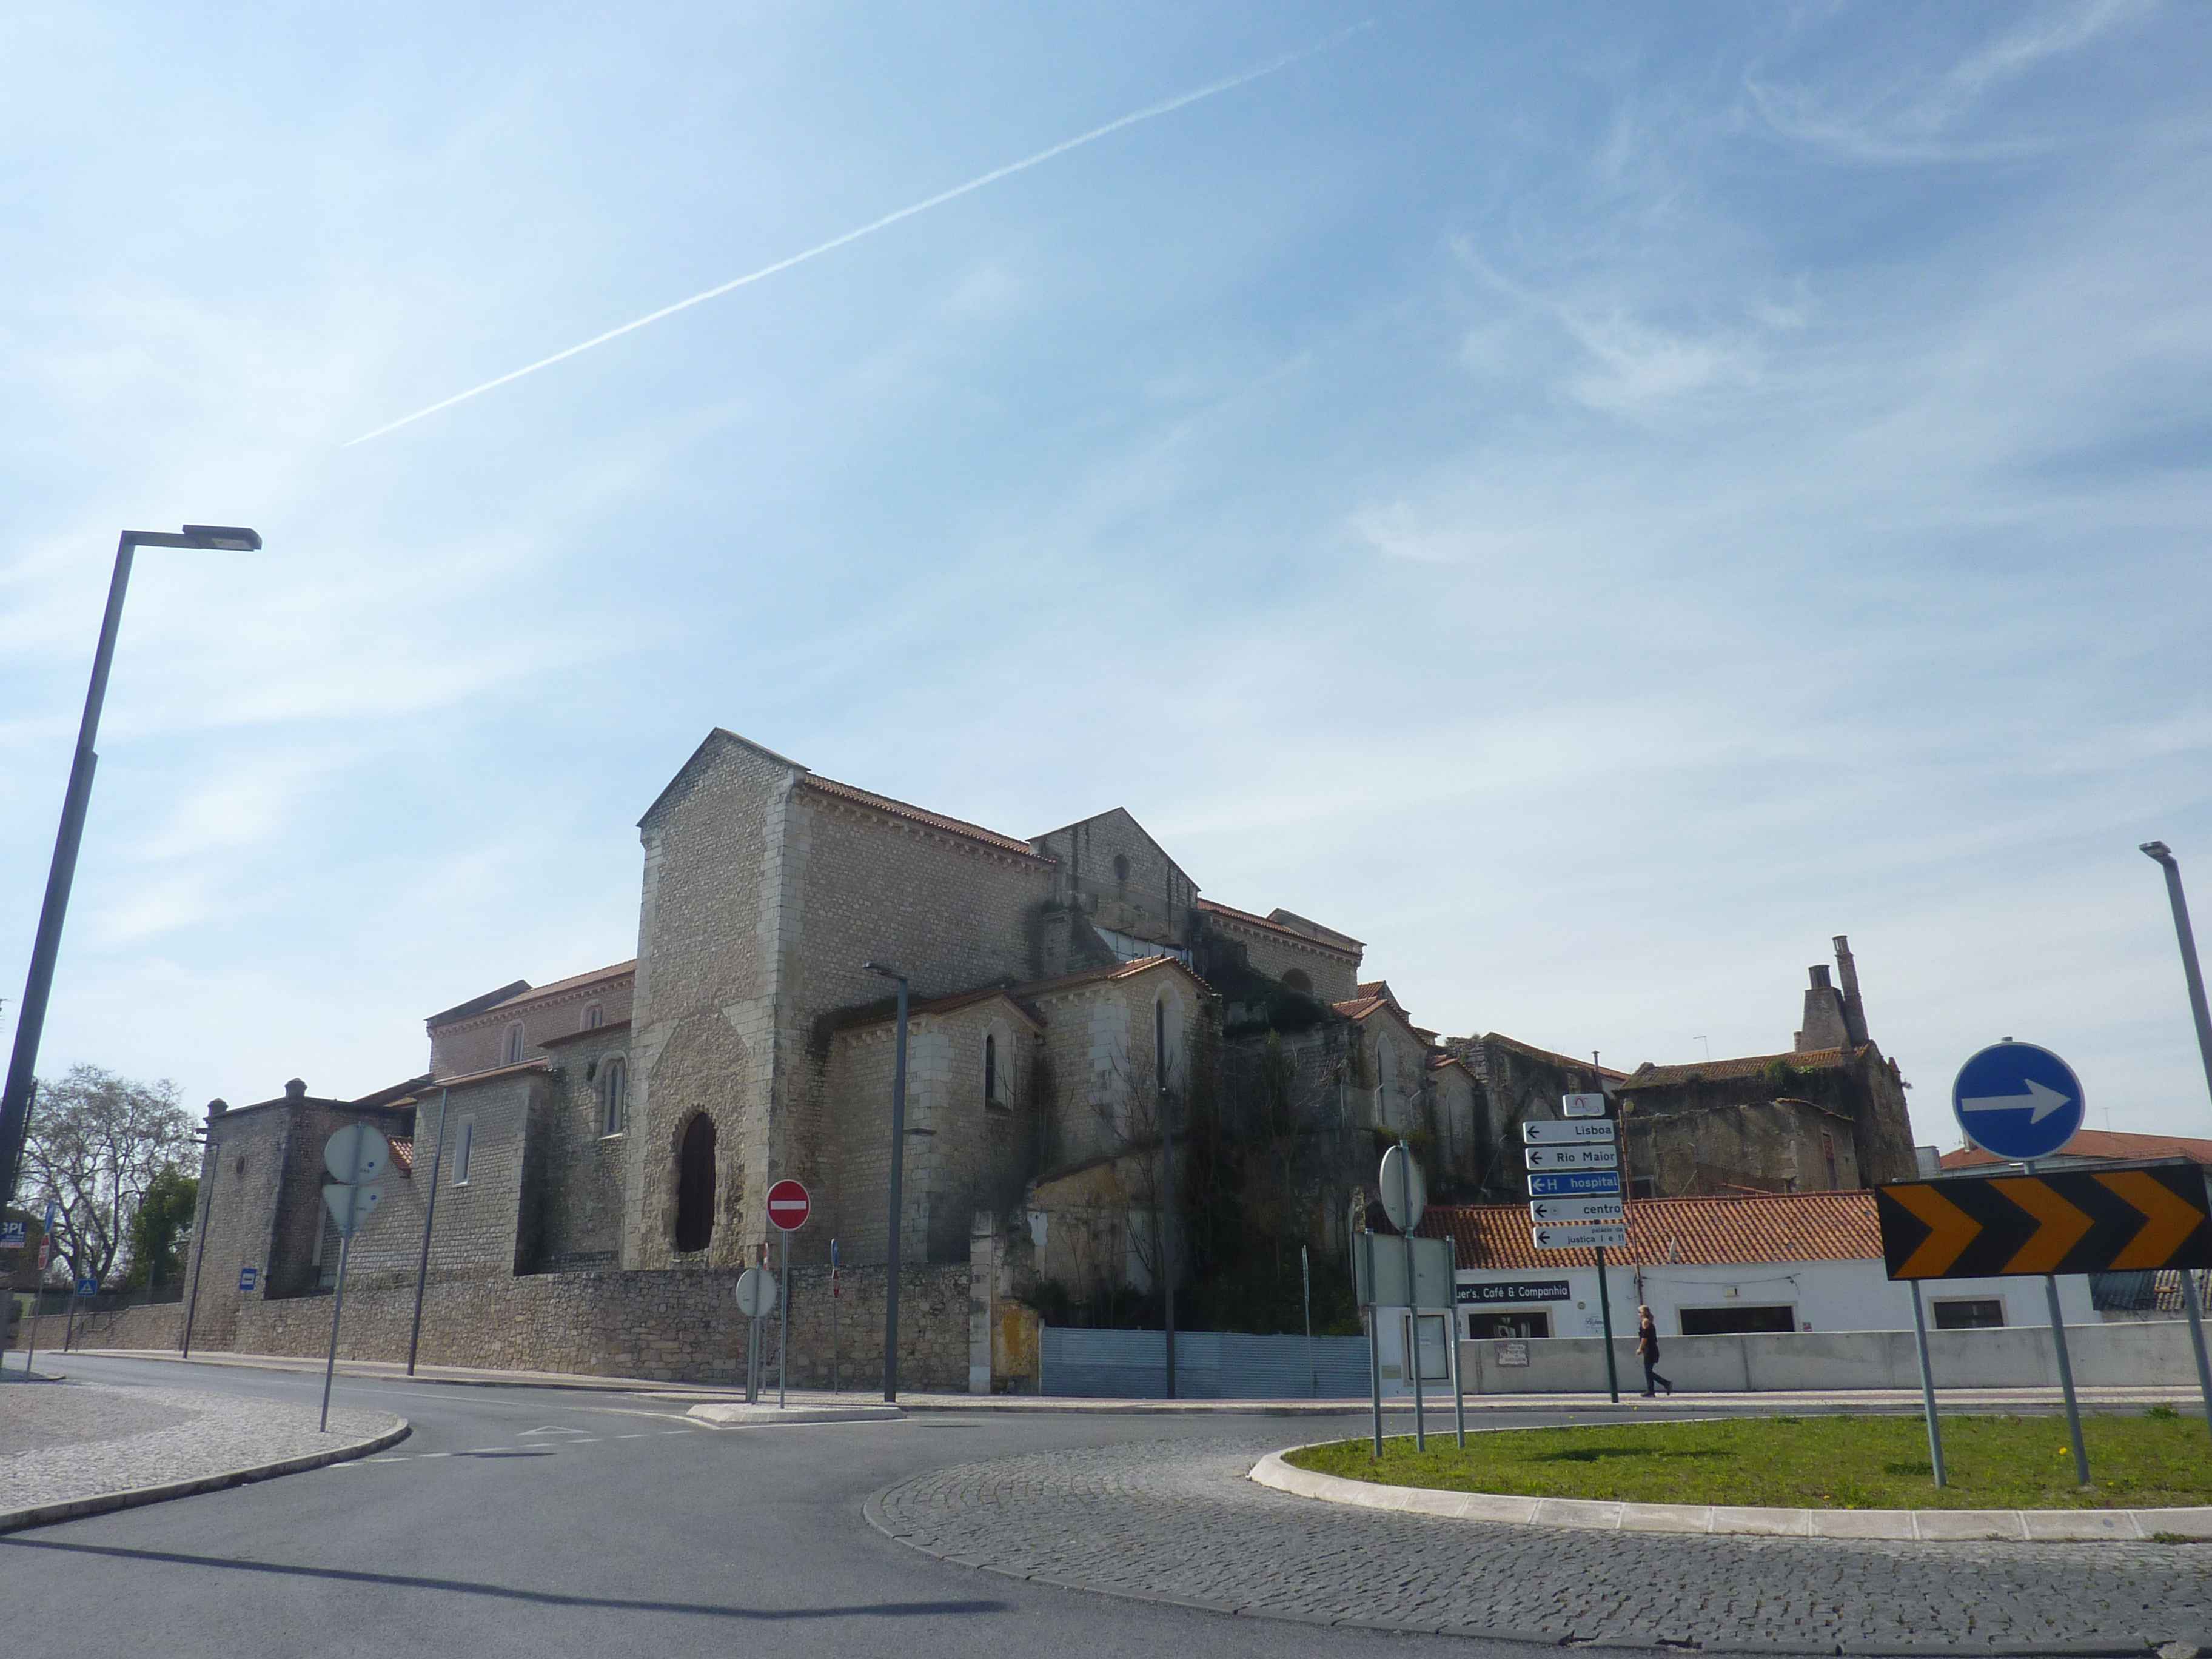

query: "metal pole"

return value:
[406, 1089, 450, 1375]
[2044, 1273, 2089, 1484]
[1909, 1280, 1947, 1487]
[883, 973, 908, 1404]
[0, 533, 135, 1216]
[831, 1236, 840, 1394]
[320, 1128, 365, 1433]
[1366, 1291, 1384, 1459]
[181, 1127, 212, 1359]
[1399, 1138, 1424, 1451]
[22, 1277, 38, 1376]
[2181, 1270, 2212, 1445]
[2143, 844, 2212, 1113]
[62, 1276, 78, 1354]
[1302, 1244, 1315, 1398]
[1450, 1299, 1467, 1448]
[778, 1225, 789, 1408]
[1157, 996, 1176, 1400]
[1595, 1247, 1620, 1404]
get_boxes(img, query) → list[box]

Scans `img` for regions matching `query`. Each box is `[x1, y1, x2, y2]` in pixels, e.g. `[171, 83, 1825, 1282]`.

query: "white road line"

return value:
[617, 1433, 648, 1439]
[464, 1447, 505, 1454]
[416, 1452, 452, 1458]
[661, 1429, 689, 1435]
[567, 1437, 601, 1444]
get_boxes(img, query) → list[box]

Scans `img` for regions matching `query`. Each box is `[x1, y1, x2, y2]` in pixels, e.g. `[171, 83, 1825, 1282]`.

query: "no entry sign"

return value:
[766, 1179, 811, 1232]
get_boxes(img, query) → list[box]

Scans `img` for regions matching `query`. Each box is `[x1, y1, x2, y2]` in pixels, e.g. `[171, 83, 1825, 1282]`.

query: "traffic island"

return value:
[685, 1401, 903, 1426]
[1258, 1412, 2212, 1539]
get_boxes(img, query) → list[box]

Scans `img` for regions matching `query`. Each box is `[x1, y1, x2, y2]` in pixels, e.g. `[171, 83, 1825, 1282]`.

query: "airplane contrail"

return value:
[346, 23, 1372, 447]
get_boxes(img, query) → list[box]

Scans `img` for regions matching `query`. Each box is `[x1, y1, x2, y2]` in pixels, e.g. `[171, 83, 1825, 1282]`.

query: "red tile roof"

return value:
[799, 774, 1046, 859]
[1615, 1047, 1854, 1091]
[448, 962, 634, 1025]
[1196, 898, 1362, 957]
[1940, 1128, 2212, 1170]
[1418, 1190, 1883, 1270]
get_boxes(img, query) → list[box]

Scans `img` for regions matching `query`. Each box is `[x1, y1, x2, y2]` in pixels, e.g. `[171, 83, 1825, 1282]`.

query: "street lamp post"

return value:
[0, 525, 263, 1214]
[864, 962, 909, 1403]
[2140, 843, 2212, 1114]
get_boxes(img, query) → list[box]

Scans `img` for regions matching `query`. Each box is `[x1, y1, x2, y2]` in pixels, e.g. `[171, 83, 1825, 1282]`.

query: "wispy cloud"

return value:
[344, 23, 1373, 446]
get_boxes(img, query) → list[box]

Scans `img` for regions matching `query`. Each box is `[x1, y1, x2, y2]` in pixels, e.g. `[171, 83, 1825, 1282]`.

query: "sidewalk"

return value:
[48, 1348, 2203, 1415]
[0, 1369, 406, 1534]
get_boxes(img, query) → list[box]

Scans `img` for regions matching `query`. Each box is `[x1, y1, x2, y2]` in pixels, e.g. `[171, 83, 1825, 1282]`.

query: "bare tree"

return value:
[21, 1065, 193, 1287]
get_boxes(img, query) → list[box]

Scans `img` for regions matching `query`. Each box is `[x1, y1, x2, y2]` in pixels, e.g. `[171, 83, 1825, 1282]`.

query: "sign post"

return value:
[735, 1264, 777, 1402]
[2181, 1270, 2212, 1447]
[1907, 1280, 1946, 1487]
[319, 1122, 392, 1433]
[766, 1179, 809, 1408]
[1381, 1141, 1427, 1452]
[830, 1237, 840, 1395]
[1525, 1111, 1623, 1403]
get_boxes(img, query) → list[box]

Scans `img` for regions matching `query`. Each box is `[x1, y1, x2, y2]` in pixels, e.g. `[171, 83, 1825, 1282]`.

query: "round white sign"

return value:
[734, 1266, 779, 1318]
[324, 1123, 393, 1185]
[1378, 1143, 1427, 1234]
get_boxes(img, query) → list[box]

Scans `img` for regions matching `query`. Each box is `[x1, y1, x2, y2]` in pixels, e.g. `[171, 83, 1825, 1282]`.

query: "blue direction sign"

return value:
[1951, 1041, 2084, 1162]
[238, 1266, 259, 1293]
[75, 1276, 98, 1297]
[1528, 1170, 1622, 1198]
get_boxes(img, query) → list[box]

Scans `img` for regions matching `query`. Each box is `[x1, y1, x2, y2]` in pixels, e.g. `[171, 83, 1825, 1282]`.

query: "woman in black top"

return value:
[1636, 1305, 1674, 1396]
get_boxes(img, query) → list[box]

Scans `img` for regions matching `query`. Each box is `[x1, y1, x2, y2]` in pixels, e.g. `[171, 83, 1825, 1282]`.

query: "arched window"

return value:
[503, 1022, 525, 1065]
[983, 1033, 997, 1107]
[600, 1056, 627, 1136]
[674, 1113, 716, 1252]
[1281, 968, 1313, 995]
[583, 1002, 603, 1031]
[1112, 853, 1130, 892]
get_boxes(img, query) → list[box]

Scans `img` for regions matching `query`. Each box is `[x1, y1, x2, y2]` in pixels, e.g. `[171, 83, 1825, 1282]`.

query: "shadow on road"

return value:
[1, 1538, 1008, 1621]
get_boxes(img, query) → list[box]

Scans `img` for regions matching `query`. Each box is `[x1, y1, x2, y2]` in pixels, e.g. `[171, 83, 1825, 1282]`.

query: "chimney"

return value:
[1833, 936, 1869, 1047]
[283, 1078, 307, 1101]
[1795, 963, 1849, 1053]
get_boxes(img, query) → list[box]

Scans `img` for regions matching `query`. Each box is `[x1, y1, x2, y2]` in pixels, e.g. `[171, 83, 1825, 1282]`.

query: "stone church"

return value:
[159, 728, 1914, 1388]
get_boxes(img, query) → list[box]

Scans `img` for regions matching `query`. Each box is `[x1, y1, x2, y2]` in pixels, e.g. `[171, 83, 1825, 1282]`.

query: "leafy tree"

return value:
[21, 1065, 193, 1287]
[122, 1164, 199, 1289]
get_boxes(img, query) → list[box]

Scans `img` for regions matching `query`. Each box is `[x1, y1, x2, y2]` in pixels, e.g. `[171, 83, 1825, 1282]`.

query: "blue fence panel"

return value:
[1041, 1327, 1371, 1399]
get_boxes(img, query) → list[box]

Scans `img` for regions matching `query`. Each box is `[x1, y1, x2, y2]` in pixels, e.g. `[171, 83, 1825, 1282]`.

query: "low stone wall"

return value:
[10, 1302, 186, 1359]
[1458, 1319, 2204, 1395]
[216, 1261, 973, 1390]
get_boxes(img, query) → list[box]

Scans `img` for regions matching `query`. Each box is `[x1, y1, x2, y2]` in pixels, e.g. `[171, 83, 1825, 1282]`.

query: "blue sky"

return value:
[4, 1, 2208, 1153]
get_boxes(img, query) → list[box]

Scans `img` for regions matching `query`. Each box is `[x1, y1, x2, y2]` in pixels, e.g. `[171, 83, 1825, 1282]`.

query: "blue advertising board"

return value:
[1528, 1170, 1621, 1198]
[1951, 1041, 2085, 1163]
[0, 1219, 25, 1248]
[238, 1266, 260, 1293]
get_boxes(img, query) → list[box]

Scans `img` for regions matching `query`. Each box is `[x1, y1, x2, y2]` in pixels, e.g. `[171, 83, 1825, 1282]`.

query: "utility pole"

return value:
[2141, 843, 2212, 1116]
[1157, 996, 1176, 1399]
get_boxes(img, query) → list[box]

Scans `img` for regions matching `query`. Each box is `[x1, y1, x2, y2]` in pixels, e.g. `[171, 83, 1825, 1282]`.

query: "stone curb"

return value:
[0, 1416, 411, 1537]
[686, 1403, 904, 1426]
[1248, 1444, 2212, 1541]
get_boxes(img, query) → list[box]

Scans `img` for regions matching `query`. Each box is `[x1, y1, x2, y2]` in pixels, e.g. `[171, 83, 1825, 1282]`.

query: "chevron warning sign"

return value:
[1876, 1159, 2212, 1281]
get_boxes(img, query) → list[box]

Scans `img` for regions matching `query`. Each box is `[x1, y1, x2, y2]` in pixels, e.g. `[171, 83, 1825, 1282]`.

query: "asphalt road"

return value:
[8, 1356, 1645, 1659]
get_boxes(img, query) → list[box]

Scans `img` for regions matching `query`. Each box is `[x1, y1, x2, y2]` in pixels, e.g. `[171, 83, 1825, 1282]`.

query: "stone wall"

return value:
[1624, 1098, 1861, 1197]
[218, 1259, 973, 1390]
[12, 1301, 183, 1359]
[529, 1025, 632, 1270]
[1031, 809, 1196, 952]
[431, 968, 634, 1079]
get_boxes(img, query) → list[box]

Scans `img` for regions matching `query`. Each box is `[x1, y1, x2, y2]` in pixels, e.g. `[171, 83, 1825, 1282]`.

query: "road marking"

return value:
[416, 1452, 452, 1458]
[464, 1447, 505, 1454]
[661, 1429, 689, 1435]
[617, 1433, 648, 1439]
[566, 1437, 601, 1444]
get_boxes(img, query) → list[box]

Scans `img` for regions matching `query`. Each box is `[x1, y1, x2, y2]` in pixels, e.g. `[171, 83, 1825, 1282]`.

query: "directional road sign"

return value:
[1561, 1092, 1608, 1119]
[766, 1179, 811, 1232]
[1875, 1160, 2212, 1281]
[734, 1266, 779, 1317]
[1532, 1224, 1628, 1250]
[1524, 1144, 1618, 1171]
[1527, 1170, 1621, 1198]
[1378, 1144, 1427, 1233]
[1353, 1233, 1455, 1310]
[1530, 1196, 1626, 1224]
[1951, 1041, 2084, 1162]
[1522, 1119, 1615, 1145]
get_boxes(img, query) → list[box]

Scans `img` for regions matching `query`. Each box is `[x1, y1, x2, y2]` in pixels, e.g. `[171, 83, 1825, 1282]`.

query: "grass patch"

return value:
[1285, 1414, 2212, 1510]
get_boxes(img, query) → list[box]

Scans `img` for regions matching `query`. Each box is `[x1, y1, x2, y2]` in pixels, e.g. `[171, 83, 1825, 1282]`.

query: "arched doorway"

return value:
[674, 1113, 716, 1253]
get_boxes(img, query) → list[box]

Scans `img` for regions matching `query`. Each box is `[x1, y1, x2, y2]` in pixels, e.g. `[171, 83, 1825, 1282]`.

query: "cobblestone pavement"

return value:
[0, 1378, 401, 1517]
[868, 1434, 2212, 1652]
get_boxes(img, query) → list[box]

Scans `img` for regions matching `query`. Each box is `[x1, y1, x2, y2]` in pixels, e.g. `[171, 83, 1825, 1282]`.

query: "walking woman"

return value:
[1636, 1304, 1674, 1397]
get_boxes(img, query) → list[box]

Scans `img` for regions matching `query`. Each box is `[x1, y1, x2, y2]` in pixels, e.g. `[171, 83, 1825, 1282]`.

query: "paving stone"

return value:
[869, 1433, 2212, 1653]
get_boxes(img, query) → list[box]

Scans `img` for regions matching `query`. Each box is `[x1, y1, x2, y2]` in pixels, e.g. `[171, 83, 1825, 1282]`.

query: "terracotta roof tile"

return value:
[1940, 1128, 2212, 1169]
[1418, 1190, 1883, 1270]
[1196, 898, 1362, 957]
[1616, 1047, 1855, 1091]
[799, 774, 1046, 859]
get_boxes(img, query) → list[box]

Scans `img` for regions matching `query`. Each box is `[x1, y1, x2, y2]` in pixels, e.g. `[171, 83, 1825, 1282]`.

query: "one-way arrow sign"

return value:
[1950, 1041, 2083, 1162]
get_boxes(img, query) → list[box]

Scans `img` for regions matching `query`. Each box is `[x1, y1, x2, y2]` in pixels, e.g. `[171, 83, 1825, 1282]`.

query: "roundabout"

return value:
[867, 1426, 2212, 1652]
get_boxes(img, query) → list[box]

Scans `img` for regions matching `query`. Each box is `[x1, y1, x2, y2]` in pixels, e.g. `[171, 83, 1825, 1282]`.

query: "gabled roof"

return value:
[1027, 806, 1192, 883]
[431, 962, 634, 1029]
[425, 981, 531, 1030]
[1617, 1047, 1856, 1091]
[351, 1074, 436, 1111]
[1269, 908, 1365, 950]
[1197, 898, 1362, 959]
[638, 728, 807, 831]
[1016, 954, 1215, 1004]
[1419, 1190, 1882, 1271]
[831, 985, 1047, 1036]
[1941, 1128, 2212, 1170]
[1465, 1032, 1631, 1082]
[799, 773, 1045, 860]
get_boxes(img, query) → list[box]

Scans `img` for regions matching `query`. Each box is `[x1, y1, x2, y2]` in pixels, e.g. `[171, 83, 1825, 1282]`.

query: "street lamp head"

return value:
[863, 960, 905, 982]
[180, 524, 262, 552]
[2142, 841, 2175, 866]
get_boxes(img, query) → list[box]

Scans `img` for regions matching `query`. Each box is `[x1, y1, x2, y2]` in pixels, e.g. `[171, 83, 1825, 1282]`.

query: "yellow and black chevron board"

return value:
[1875, 1159, 2212, 1281]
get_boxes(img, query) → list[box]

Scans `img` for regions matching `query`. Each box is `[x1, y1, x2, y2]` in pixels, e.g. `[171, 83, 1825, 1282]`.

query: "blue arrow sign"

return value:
[1528, 1170, 1623, 1198]
[1951, 1041, 2084, 1162]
